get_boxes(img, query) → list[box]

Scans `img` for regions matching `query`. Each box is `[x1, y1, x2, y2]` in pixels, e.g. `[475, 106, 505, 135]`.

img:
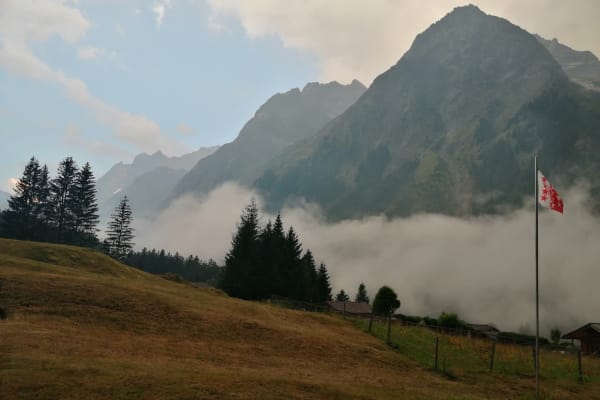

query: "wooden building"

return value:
[327, 301, 372, 316]
[563, 323, 600, 354]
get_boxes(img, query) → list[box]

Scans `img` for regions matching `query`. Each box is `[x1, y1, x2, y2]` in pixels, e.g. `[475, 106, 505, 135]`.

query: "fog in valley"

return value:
[136, 182, 600, 335]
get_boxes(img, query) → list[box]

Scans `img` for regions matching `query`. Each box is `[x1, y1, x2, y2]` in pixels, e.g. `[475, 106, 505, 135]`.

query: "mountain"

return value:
[98, 146, 219, 204]
[256, 5, 600, 219]
[101, 166, 187, 221]
[97, 146, 218, 220]
[0, 190, 9, 210]
[170, 80, 366, 199]
[536, 35, 600, 92]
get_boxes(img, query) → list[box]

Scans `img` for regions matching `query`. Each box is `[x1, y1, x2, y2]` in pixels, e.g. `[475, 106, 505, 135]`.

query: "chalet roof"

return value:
[563, 323, 600, 339]
[327, 301, 372, 314]
[467, 323, 500, 333]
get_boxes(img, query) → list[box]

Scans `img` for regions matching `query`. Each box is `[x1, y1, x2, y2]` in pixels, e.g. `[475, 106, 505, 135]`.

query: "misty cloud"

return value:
[207, 0, 600, 85]
[136, 182, 600, 335]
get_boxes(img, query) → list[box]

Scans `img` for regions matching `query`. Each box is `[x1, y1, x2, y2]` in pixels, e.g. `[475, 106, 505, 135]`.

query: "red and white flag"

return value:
[537, 171, 564, 214]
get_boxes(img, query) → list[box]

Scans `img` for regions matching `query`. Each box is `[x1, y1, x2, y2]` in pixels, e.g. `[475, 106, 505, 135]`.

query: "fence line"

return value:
[268, 295, 597, 383]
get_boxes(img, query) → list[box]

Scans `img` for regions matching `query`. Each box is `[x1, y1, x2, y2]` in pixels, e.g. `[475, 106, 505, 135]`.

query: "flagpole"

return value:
[535, 156, 540, 399]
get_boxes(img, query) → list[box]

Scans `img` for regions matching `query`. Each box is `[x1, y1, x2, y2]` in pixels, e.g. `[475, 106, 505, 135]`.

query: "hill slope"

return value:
[256, 5, 600, 219]
[1, 239, 598, 399]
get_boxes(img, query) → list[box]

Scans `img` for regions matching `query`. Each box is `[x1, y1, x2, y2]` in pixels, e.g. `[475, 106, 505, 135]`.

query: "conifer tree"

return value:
[301, 249, 318, 302]
[3, 157, 41, 238]
[316, 262, 333, 302]
[355, 283, 369, 303]
[71, 162, 99, 242]
[105, 196, 135, 261]
[34, 165, 52, 224]
[219, 199, 260, 299]
[335, 289, 350, 302]
[49, 157, 78, 237]
[284, 226, 303, 298]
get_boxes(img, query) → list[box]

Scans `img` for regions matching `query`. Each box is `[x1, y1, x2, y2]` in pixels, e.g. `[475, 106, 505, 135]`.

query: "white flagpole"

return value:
[535, 156, 540, 398]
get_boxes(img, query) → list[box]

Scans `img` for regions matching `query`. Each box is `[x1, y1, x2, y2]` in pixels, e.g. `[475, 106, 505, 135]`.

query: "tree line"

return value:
[1, 157, 100, 245]
[0, 156, 137, 260]
[219, 200, 333, 302]
[125, 248, 221, 285]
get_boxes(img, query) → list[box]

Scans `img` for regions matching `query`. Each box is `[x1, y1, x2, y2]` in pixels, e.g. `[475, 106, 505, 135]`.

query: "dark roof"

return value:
[563, 323, 600, 339]
[467, 323, 500, 333]
[327, 301, 372, 314]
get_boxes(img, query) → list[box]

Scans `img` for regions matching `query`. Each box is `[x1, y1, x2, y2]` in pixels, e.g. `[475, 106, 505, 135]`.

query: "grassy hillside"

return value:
[1, 239, 599, 399]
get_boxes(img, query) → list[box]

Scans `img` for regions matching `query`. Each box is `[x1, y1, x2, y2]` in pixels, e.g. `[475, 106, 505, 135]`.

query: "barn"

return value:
[563, 323, 600, 354]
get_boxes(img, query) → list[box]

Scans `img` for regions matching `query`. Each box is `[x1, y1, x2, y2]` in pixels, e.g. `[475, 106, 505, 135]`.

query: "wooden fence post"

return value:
[489, 342, 496, 373]
[386, 314, 392, 344]
[578, 350, 583, 383]
[532, 346, 537, 372]
[368, 313, 373, 333]
[434, 337, 439, 371]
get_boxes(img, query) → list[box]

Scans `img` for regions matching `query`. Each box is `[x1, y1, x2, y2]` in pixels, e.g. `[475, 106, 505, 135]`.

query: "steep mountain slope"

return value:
[97, 146, 218, 205]
[171, 80, 366, 199]
[536, 35, 600, 92]
[2, 238, 598, 399]
[256, 5, 600, 219]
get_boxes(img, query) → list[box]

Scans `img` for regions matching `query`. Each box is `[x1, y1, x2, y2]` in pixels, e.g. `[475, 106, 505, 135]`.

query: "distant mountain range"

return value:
[97, 146, 218, 221]
[254, 5, 600, 219]
[536, 35, 600, 92]
[171, 80, 366, 200]
[102, 5, 600, 222]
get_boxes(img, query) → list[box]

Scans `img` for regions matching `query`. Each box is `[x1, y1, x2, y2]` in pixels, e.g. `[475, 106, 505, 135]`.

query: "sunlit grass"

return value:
[2, 238, 600, 399]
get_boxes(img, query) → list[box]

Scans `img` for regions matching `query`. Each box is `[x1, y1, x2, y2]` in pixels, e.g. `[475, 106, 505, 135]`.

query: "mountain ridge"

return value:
[255, 5, 600, 219]
[170, 80, 366, 200]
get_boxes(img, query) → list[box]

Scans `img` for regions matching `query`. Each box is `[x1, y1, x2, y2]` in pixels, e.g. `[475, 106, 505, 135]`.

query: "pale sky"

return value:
[1, 0, 599, 192]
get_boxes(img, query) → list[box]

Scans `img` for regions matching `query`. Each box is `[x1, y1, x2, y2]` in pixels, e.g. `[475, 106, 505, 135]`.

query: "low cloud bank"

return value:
[136, 183, 600, 335]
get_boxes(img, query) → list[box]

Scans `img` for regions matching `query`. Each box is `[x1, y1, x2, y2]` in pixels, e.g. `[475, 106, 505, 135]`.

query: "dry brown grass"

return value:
[1, 238, 599, 399]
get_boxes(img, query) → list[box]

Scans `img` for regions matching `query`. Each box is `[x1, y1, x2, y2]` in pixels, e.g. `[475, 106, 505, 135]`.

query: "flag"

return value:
[537, 171, 564, 213]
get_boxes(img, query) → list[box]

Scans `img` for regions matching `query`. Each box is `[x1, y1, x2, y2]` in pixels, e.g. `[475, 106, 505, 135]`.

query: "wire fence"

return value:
[269, 296, 600, 383]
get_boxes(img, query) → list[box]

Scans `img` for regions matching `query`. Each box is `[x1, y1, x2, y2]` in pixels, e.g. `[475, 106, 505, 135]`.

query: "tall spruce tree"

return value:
[3, 157, 42, 239]
[34, 165, 52, 222]
[284, 226, 303, 299]
[316, 262, 333, 302]
[355, 283, 369, 303]
[49, 157, 78, 238]
[301, 249, 319, 302]
[105, 196, 135, 261]
[219, 200, 260, 299]
[71, 162, 99, 243]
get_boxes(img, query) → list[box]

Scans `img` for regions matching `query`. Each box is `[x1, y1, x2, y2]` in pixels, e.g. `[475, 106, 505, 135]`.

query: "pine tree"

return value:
[284, 226, 303, 298]
[316, 263, 333, 302]
[71, 162, 99, 243]
[355, 283, 369, 303]
[2, 157, 41, 239]
[105, 196, 135, 261]
[301, 249, 319, 302]
[219, 199, 260, 299]
[34, 165, 52, 223]
[335, 289, 350, 302]
[49, 157, 78, 238]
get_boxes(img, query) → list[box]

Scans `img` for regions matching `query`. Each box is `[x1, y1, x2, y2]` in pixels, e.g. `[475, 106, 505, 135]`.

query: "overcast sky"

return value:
[1, 0, 599, 191]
